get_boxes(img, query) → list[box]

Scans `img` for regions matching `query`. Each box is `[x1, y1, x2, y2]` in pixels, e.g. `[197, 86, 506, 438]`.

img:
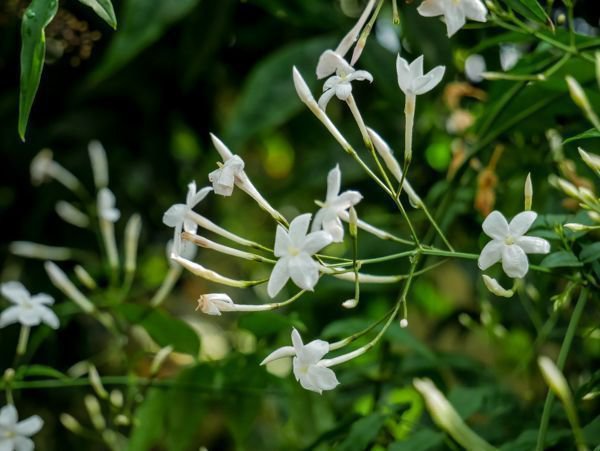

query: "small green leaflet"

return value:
[78, 0, 117, 29]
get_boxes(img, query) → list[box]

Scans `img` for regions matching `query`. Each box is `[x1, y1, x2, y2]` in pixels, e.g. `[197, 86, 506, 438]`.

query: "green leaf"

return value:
[116, 304, 200, 356]
[127, 389, 167, 451]
[224, 35, 336, 146]
[337, 413, 386, 451]
[563, 128, 600, 144]
[78, 0, 117, 29]
[90, 0, 201, 82]
[580, 242, 600, 263]
[540, 251, 583, 268]
[501, 0, 550, 25]
[18, 0, 59, 141]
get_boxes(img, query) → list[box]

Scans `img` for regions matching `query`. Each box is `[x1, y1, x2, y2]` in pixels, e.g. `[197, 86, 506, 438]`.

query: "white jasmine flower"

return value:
[482, 275, 514, 298]
[478, 211, 550, 278]
[268, 214, 332, 297]
[196, 293, 235, 315]
[465, 54, 486, 83]
[396, 55, 445, 96]
[208, 155, 245, 196]
[0, 282, 59, 329]
[97, 188, 120, 222]
[261, 328, 339, 394]
[417, 0, 487, 37]
[312, 165, 362, 242]
[0, 404, 44, 450]
[317, 51, 373, 110]
[163, 182, 212, 254]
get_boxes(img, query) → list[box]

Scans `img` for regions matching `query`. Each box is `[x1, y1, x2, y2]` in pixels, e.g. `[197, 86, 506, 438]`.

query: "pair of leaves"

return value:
[18, 0, 116, 140]
[500, 0, 552, 28]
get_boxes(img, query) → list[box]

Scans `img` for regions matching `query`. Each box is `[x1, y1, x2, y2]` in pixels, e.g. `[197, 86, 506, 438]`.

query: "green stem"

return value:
[535, 286, 589, 451]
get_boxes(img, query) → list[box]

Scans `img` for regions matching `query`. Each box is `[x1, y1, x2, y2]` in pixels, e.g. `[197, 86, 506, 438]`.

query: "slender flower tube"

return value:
[44, 261, 96, 314]
[30, 149, 82, 193]
[170, 254, 263, 288]
[97, 188, 120, 270]
[88, 140, 109, 189]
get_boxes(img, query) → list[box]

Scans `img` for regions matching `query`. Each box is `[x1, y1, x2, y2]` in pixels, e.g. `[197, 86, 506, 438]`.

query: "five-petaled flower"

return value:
[208, 155, 245, 197]
[478, 210, 550, 279]
[0, 404, 44, 451]
[396, 54, 445, 97]
[312, 165, 362, 242]
[0, 282, 59, 329]
[317, 50, 373, 111]
[268, 214, 332, 298]
[417, 0, 487, 37]
[261, 328, 339, 394]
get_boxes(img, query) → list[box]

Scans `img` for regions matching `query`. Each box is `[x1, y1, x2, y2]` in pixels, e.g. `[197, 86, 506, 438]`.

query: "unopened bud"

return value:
[150, 345, 174, 376]
[400, 318, 408, 328]
[88, 364, 108, 399]
[55, 201, 89, 228]
[482, 275, 514, 298]
[60, 413, 84, 434]
[342, 298, 358, 309]
[292, 66, 316, 106]
[557, 14, 566, 25]
[88, 140, 109, 189]
[578, 147, 600, 175]
[524, 173, 533, 211]
[45, 261, 96, 314]
[74, 265, 97, 290]
[564, 223, 590, 232]
[84, 395, 106, 431]
[114, 414, 130, 426]
[109, 390, 124, 409]
[3, 368, 15, 384]
[348, 206, 358, 238]
[124, 214, 142, 274]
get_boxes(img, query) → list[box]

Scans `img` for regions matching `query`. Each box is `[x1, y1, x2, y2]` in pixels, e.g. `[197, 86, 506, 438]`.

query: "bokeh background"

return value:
[0, 0, 599, 449]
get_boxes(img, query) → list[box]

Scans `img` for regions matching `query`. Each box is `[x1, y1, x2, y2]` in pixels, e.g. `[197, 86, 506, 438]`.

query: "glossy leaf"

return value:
[501, 0, 550, 26]
[18, 0, 59, 141]
[78, 0, 117, 29]
[563, 128, 600, 144]
[579, 242, 600, 263]
[540, 250, 583, 268]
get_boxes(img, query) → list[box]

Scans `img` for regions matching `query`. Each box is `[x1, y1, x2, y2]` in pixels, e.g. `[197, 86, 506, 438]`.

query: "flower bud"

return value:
[348, 206, 358, 238]
[482, 275, 514, 298]
[342, 298, 358, 309]
[124, 214, 142, 274]
[84, 395, 106, 431]
[88, 140, 109, 189]
[150, 345, 174, 376]
[45, 261, 96, 314]
[400, 318, 408, 328]
[55, 201, 89, 228]
[524, 173, 533, 211]
[578, 147, 600, 174]
[74, 265, 97, 290]
[60, 413, 85, 434]
[292, 66, 316, 106]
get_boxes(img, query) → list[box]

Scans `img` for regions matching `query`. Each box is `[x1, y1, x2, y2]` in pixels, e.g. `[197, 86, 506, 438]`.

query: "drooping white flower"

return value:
[196, 293, 235, 316]
[312, 165, 362, 242]
[97, 188, 120, 223]
[478, 211, 550, 279]
[0, 282, 59, 329]
[208, 155, 245, 197]
[465, 54, 486, 83]
[396, 55, 445, 96]
[268, 214, 332, 297]
[261, 328, 339, 394]
[317, 51, 373, 111]
[0, 404, 44, 451]
[417, 0, 487, 37]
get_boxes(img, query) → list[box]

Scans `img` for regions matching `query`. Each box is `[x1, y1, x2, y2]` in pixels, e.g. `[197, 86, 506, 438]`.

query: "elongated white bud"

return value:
[10, 241, 72, 261]
[45, 261, 96, 314]
[56, 201, 89, 228]
[482, 275, 514, 298]
[88, 140, 109, 189]
[524, 173, 533, 211]
[151, 345, 174, 376]
[124, 214, 142, 274]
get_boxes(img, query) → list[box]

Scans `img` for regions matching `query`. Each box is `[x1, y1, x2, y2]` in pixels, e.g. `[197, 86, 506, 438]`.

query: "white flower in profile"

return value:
[317, 50, 373, 111]
[268, 214, 332, 297]
[417, 0, 487, 37]
[312, 165, 362, 242]
[97, 188, 120, 222]
[261, 328, 339, 394]
[196, 293, 235, 316]
[396, 55, 445, 97]
[465, 54, 486, 83]
[478, 211, 550, 278]
[163, 182, 212, 234]
[208, 155, 245, 197]
[0, 404, 44, 451]
[0, 282, 59, 329]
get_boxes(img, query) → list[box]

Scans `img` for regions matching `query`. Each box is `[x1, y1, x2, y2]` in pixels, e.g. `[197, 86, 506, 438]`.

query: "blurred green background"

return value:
[0, 0, 599, 449]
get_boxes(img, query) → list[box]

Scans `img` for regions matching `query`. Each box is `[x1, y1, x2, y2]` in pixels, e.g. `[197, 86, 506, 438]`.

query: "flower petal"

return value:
[323, 217, 344, 243]
[463, 0, 487, 22]
[18, 309, 41, 327]
[274, 225, 291, 258]
[38, 306, 60, 329]
[162, 204, 187, 227]
[334, 82, 353, 100]
[347, 70, 373, 83]
[260, 346, 296, 365]
[308, 365, 339, 392]
[516, 236, 550, 254]
[417, 0, 445, 17]
[13, 436, 34, 451]
[288, 253, 319, 291]
[302, 231, 333, 255]
[267, 257, 290, 298]
[478, 240, 503, 270]
[14, 416, 43, 436]
[30, 294, 54, 306]
[189, 186, 213, 208]
[0, 405, 18, 426]
[409, 55, 424, 79]
[509, 211, 537, 236]
[291, 328, 304, 352]
[482, 210, 509, 240]
[414, 65, 445, 95]
[288, 214, 312, 247]
[396, 54, 411, 94]
[444, 6, 466, 37]
[502, 244, 529, 278]
[1, 282, 29, 305]
[326, 165, 341, 201]
[318, 88, 336, 111]
[303, 339, 329, 362]
[0, 439, 15, 451]
[0, 306, 21, 328]
[311, 208, 327, 233]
